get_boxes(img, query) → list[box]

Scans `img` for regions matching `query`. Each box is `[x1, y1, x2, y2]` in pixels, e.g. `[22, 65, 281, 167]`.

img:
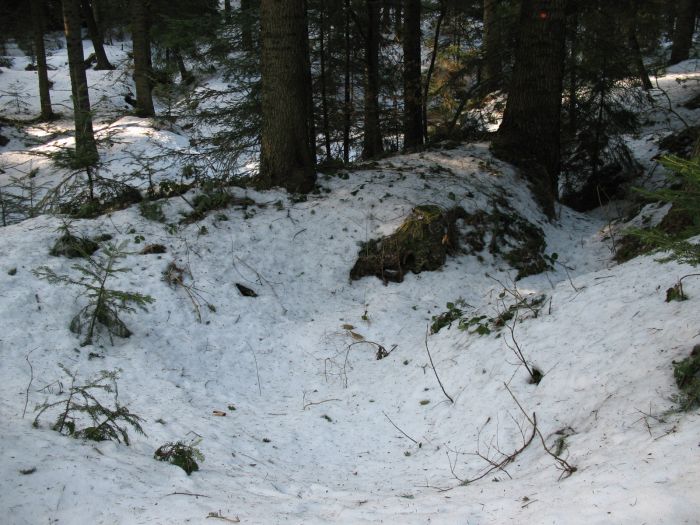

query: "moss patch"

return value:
[460, 200, 551, 279]
[673, 345, 700, 410]
[659, 126, 700, 159]
[350, 205, 467, 283]
[50, 233, 99, 258]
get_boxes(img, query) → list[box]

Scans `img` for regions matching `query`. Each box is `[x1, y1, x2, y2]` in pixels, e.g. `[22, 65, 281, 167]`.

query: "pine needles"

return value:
[33, 365, 144, 445]
[33, 240, 154, 346]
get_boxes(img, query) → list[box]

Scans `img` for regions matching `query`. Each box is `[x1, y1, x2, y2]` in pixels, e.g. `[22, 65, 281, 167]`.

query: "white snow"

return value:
[0, 37, 699, 525]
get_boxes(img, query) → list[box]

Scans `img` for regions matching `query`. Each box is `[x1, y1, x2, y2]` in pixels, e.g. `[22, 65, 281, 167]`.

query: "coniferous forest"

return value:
[0, 1, 699, 523]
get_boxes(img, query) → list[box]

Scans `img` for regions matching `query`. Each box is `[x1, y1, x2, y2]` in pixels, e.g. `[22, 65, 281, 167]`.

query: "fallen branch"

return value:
[165, 491, 210, 498]
[504, 383, 577, 479]
[22, 348, 37, 418]
[383, 411, 421, 446]
[424, 326, 454, 403]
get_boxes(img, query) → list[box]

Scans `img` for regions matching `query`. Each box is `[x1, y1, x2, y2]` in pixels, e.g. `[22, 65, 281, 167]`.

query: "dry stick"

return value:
[164, 492, 210, 498]
[22, 348, 37, 418]
[247, 342, 262, 396]
[502, 305, 539, 384]
[503, 382, 577, 479]
[424, 326, 454, 403]
[302, 397, 341, 410]
[383, 411, 420, 445]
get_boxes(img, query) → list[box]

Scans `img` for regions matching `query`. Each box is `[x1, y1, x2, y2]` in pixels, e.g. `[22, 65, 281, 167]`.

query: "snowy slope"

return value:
[1, 39, 699, 525]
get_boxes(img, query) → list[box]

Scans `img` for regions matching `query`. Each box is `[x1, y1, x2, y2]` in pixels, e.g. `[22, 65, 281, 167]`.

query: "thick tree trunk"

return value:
[319, 8, 332, 162]
[483, 0, 502, 88]
[567, 4, 578, 136]
[493, 0, 567, 217]
[30, 0, 54, 121]
[81, 0, 113, 70]
[670, 0, 697, 65]
[343, 0, 352, 163]
[363, 0, 383, 158]
[259, 0, 316, 193]
[130, 0, 155, 117]
[423, 0, 445, 142]
[628, 20, 652, 90]
[240, 0, 258, 51]
[224, 0, 232, 22]
[402, 0, 423, 149]
[63, 0, 99, 166]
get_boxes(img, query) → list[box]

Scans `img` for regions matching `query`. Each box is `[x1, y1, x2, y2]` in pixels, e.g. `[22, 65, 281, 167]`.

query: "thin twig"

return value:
[424, 326, 454, 403]
[383, 411, 420, 445]
[247, 342, 262, 396]
[164, 492, 210, 498]
[503, 383, 576, 479]
[22, 348, 37, 418]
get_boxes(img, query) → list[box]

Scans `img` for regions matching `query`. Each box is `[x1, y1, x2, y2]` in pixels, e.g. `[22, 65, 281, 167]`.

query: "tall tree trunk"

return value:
[363, 0, 383, 158]
[483, 0, 502, 88]
[30, 0, 54, 121]
[259, 0, 316, 193]
[224, 0, 232, 22]
[628, 18, 652, 90]
[567, 5, 578, 136]
[492, 0, 567, 218]
[670, 0, 697, 65]
[63, 0, 99, 166]
[343, 0, 352, 163]
[130, 0, 155, 117]
[423, 0, 445, 142]
[173, 49, 194, 84]
[240, 0, 257, 51]
[319, 7, 332, 162]
[81, 0, 113, 70]
[403, 0, 423, 149]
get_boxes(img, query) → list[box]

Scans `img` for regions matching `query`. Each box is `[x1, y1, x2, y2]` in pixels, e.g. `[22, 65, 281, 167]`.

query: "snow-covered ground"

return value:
[1, 38, 699, 525]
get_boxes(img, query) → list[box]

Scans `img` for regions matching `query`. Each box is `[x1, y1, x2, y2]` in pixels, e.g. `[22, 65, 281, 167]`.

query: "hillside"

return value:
[1, 39, 699, 525]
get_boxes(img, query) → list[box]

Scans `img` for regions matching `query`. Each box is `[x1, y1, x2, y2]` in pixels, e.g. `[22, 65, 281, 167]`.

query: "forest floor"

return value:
[1, 39, 699, 524]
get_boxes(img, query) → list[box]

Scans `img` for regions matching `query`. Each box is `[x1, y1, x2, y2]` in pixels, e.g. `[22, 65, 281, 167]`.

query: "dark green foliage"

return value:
[659, 127, 700, 160]
[33, 365, 145, 445]
[139, 201, 167, 222]
[154, 440, 204, 475]
[350, 205, 466, 283]
[50, 233, 99, 259]
[48, 222, 104, 259]
[59, 183, 143, 219]
[673, 346, 700, 411]
[33, 241, 154, 346]
[431, 294, 546, 336]
[181, 185, 255, 223]
[665, 282, 687, 302]
[461, 201, 551, 280]
[631, 156, 700, 266]
[430, 298, 468, 334]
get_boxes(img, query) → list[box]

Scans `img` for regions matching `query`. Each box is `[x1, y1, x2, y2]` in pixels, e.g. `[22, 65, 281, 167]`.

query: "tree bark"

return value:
[319, 7, 332, 161]
[483, 0, 502, 88]
[566, 4, 578, 136]
[363, 0, 383, 158]
[130, 0, 155, 117]
[30, 0, 54, 121]
[63, 0, 99, 166]
[402, 0, 423, 149]
[670, 0, 697, 65]
[343, 0, 352, 163]
[81, 0, 113, 70]
[493, 0, 568, 217]
[240, 0, 258, 51]
[423, 0, 445, 142]
[259, 0, 316, 193]
[628, 18, 652, 90]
